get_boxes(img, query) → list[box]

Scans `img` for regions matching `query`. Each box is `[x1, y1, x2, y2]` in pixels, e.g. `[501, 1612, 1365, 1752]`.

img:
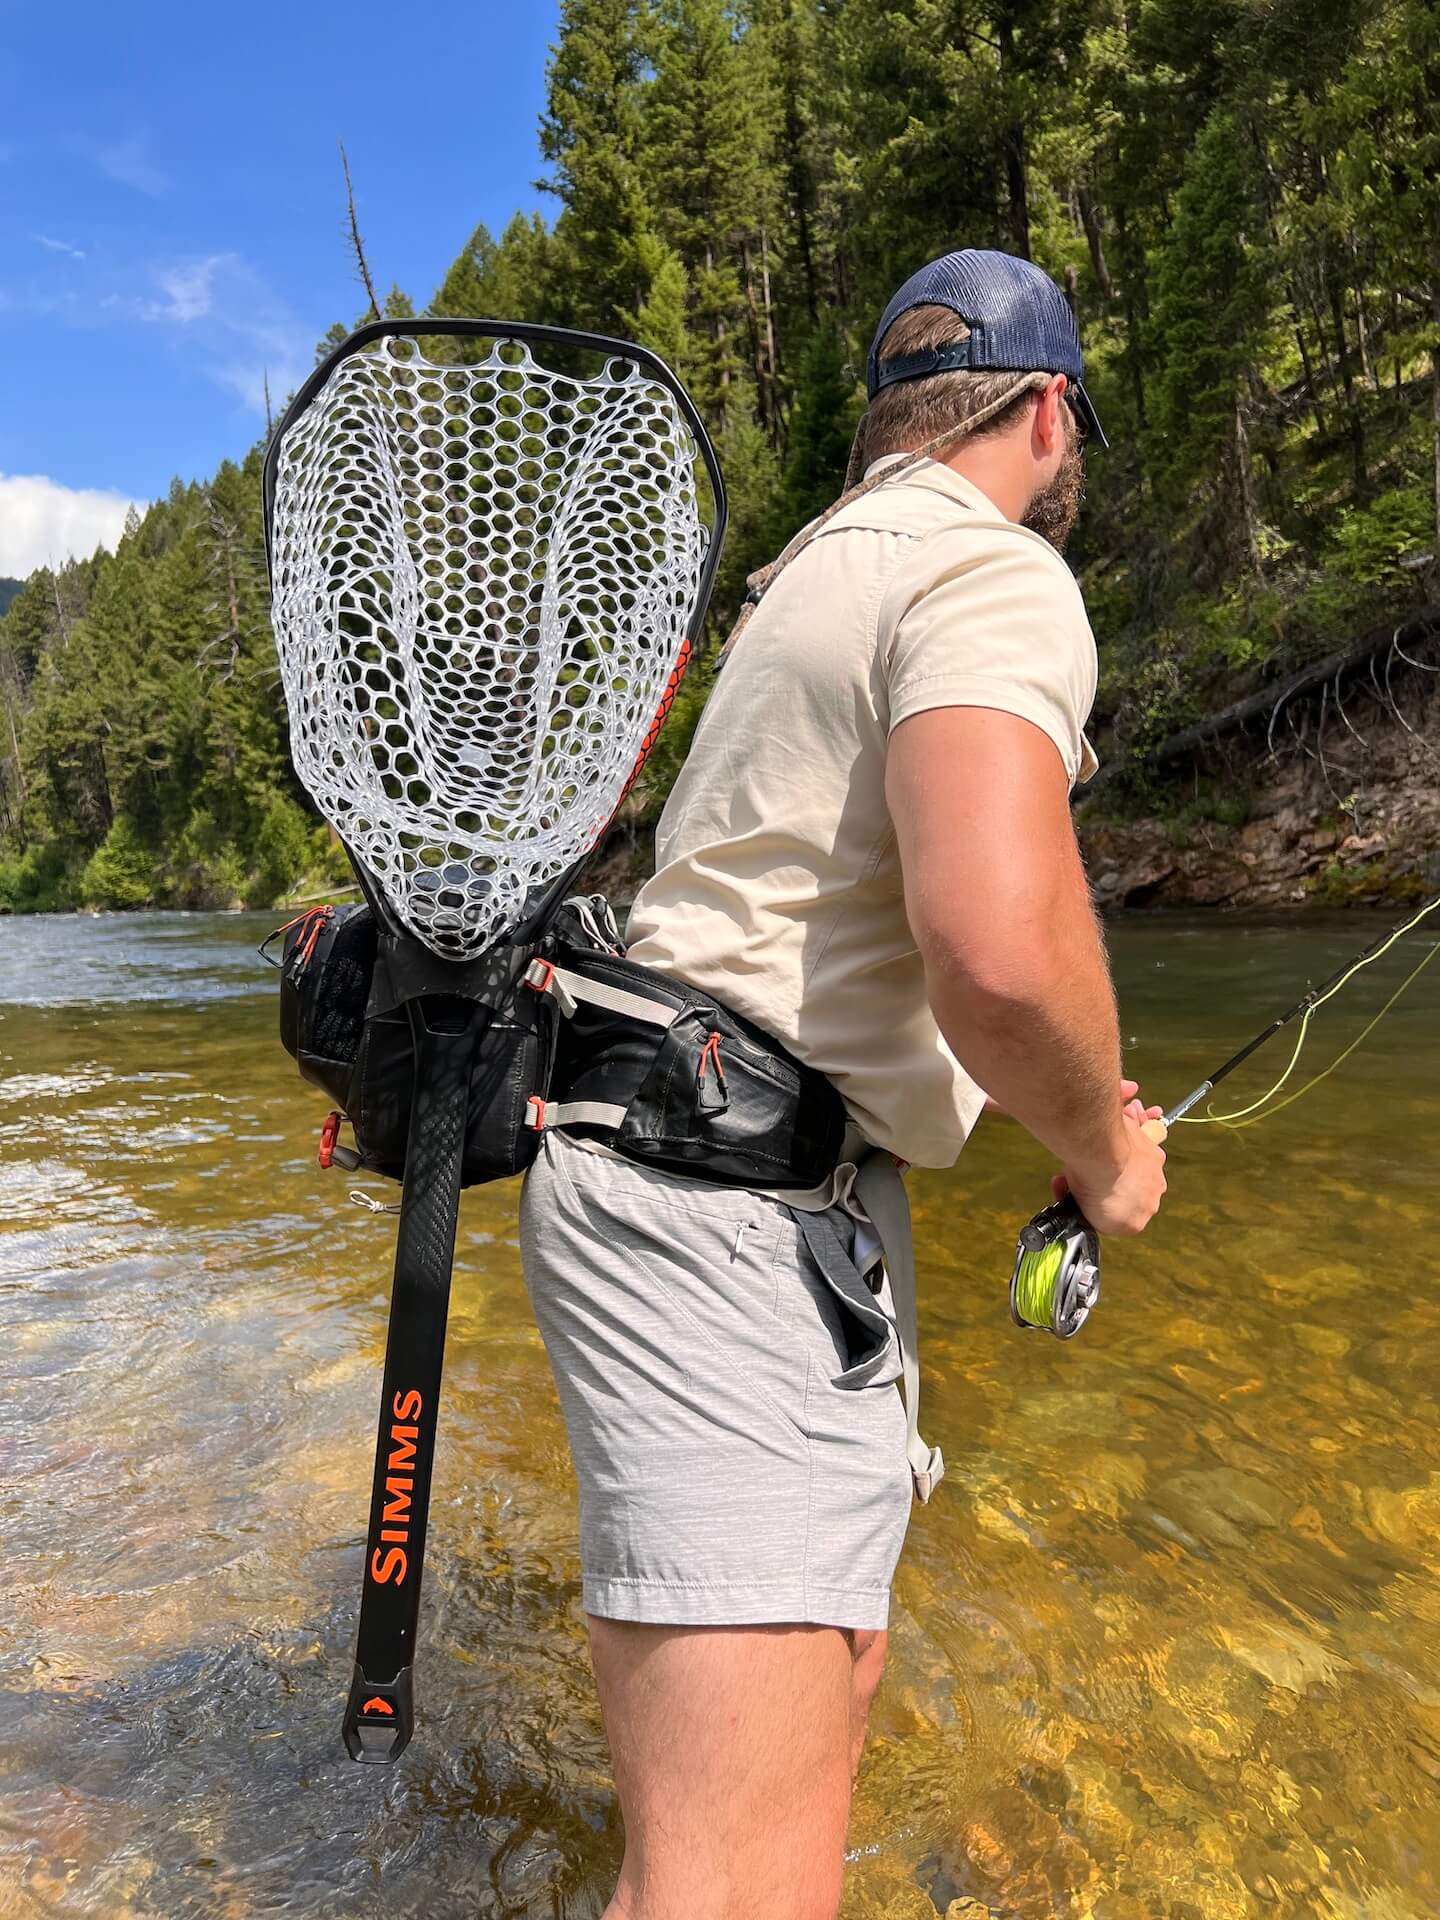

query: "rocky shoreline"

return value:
[1079, 686, 1439, 912]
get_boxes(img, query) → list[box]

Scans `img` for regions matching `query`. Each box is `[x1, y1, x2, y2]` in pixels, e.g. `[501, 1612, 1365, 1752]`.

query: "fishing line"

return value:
[1008, 889, 1440, 1338]
[1208, 932, 1439, 1131]
[1175, 892, 1440, 1126]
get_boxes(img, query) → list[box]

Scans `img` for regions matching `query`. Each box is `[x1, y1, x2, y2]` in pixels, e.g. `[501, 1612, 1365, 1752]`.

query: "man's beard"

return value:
[1022, 417, 1085, 552]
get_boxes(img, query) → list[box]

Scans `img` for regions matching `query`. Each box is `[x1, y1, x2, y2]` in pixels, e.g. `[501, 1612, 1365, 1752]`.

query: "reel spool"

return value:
[1009, 1195, 1100, 1340]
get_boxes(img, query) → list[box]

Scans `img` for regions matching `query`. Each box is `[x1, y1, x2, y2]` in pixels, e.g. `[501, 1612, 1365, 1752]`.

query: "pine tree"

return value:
[431, 216, 556, 327]
[643, 0, 778, 426]
[1149, 108, 1278, 574]
[540, 0, 659, 331]
[778, 324, 862, 527]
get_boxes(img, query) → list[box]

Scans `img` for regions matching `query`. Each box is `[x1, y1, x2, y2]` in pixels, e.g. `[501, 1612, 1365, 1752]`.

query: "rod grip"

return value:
[1141, 1118, 1169, 1143]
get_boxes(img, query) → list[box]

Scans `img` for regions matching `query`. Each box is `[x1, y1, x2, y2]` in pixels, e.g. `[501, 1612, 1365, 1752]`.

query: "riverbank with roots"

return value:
[1077, 607, 1440, 911]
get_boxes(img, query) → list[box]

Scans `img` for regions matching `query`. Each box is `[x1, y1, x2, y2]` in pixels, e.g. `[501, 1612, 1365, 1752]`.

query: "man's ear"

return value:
[1033, 374, 1069, 454]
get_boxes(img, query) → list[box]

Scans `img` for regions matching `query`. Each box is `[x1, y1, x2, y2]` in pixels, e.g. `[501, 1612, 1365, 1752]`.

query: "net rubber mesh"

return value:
[268, 332, 710, 959]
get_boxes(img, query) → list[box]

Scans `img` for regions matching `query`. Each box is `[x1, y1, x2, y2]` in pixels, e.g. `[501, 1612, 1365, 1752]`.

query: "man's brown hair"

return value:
[857, 304, 1046, 470]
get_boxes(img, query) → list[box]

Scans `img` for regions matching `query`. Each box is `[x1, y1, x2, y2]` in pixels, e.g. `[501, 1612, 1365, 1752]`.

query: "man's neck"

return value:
[936, 443, 1028, 523]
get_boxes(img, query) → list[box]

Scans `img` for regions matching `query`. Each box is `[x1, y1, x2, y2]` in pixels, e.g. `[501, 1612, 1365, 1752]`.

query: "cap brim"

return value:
[1070, 382, 1108, 451]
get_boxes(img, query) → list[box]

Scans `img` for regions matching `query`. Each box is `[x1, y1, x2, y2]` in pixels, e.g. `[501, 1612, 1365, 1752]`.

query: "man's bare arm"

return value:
[886, 705, 1165, 1234]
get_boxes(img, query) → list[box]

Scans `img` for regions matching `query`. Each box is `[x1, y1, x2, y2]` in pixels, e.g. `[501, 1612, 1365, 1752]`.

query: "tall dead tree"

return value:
[340, 141, 381, 323]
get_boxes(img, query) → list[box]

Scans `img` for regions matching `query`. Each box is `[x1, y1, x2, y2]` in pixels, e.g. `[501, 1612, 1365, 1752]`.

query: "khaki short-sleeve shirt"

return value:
[625, 460, 1099, 1169]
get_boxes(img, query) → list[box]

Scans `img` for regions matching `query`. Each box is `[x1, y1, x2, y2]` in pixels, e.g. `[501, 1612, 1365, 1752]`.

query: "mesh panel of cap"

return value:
[866, 249, 1085, 393]
[268, 333, 710, 960]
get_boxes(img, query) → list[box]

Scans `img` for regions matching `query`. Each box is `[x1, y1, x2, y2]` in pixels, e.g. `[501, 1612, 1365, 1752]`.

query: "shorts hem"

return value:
[581, 1574, 891, 1632]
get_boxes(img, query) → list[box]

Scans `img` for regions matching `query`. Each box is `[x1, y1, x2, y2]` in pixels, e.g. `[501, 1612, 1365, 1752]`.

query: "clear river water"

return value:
[1, 909, 1437, 1919]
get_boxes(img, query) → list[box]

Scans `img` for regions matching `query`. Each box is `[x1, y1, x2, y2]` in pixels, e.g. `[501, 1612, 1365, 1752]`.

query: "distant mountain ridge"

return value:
[0, 580, 21, 619]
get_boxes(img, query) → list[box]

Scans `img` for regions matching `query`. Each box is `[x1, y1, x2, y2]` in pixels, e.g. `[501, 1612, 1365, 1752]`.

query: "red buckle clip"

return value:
[524, 958, 556, 995]
[524, 1095, 546, 1131]
[318, 1111, 342, 1169]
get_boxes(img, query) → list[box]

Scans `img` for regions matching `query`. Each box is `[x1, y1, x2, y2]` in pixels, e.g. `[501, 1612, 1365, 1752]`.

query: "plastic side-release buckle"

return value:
[522, 956, 577, 1016]
[318, 1110, 342, 1169]
[524, 1095, 547, 1131]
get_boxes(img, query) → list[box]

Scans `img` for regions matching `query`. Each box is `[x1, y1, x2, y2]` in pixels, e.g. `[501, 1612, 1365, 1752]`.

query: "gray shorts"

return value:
[518, 1133, 912, 1630]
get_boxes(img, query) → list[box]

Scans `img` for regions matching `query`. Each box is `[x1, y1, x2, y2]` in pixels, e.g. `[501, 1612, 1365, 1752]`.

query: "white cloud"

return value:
[34, 233, 86, 261]
[152, 255, 229, 323]
[97, 136, 170, 198]
[133, 254, 310, 418]
[0, 475, 143, 577]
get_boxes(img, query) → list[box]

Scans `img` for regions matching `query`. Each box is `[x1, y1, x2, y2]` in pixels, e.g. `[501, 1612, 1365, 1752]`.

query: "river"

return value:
[1, 910, 1437, 1918]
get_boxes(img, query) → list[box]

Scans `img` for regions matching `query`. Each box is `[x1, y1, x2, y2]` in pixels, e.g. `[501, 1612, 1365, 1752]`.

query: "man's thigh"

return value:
[589, 1618, 881, 1920]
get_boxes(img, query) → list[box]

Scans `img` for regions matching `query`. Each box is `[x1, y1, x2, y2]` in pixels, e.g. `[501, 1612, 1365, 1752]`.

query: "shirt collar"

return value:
[863, 454, 1007, 520]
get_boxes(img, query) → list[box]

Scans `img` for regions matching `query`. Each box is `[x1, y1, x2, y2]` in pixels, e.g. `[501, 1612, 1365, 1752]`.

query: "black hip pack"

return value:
[528, 946, 848, 1191]
[267, 895, 846, 1194]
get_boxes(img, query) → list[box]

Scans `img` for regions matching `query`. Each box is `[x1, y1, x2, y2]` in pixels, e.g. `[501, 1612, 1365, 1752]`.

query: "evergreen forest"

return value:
[2, 0, 1437, 912]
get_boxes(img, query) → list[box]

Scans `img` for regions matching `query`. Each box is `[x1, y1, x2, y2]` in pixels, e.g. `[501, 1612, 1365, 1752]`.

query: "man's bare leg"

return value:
[845, 1627, 887, 1781]
[588, 1619, 888, 1920]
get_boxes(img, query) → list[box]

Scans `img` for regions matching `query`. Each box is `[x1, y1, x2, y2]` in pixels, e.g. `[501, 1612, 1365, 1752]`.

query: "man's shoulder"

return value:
[880, 512, 1090, 641]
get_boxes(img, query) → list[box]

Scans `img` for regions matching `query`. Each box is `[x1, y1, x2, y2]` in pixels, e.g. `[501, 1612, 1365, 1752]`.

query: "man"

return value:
[520, 249, 1167, 1918]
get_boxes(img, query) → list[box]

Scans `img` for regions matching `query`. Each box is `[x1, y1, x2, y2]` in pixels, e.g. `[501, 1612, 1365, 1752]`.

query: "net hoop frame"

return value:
[261, 317, 728, 961]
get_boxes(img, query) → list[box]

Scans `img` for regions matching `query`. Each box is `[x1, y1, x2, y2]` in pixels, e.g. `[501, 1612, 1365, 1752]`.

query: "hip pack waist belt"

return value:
[526, 947, 850, 1193]
[523, 949, 944, 1501]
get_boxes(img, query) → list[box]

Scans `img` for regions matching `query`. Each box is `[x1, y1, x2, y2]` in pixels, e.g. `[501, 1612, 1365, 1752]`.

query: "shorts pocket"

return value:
[790, 1208, 901, 1390]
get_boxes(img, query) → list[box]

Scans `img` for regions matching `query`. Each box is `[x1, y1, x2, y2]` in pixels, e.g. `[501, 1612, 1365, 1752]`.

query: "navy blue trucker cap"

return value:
[867, 248, 1108, 450]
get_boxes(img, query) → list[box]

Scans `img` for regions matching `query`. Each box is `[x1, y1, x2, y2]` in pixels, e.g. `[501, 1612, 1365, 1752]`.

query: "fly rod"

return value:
[1008, 891, 1440, 1339]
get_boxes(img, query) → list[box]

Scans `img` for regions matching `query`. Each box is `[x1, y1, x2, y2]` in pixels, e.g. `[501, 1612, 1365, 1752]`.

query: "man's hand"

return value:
[1050, 1106, 1168, 1235]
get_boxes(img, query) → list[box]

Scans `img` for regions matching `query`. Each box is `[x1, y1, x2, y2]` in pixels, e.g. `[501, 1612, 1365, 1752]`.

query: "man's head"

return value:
[858, 249, 1104, 551]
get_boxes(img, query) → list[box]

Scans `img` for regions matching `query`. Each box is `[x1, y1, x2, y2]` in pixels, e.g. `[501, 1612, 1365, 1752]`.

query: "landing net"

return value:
[268, 330, 711, 959]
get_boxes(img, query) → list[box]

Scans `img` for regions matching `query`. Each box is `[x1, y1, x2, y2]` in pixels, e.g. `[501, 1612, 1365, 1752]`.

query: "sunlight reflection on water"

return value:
[1, 909, 1437, 1917]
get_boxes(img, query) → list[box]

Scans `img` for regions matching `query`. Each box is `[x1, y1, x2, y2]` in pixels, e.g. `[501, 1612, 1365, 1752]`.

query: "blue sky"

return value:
[0, 0, 561, 575]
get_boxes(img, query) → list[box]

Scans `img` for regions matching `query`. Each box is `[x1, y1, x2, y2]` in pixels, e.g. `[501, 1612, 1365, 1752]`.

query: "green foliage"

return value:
[0, 842, 83, 914]
[1148, 107, 1277, 563]
[779, 327, 862, 528]
[0, 443, 312, 913]
[248, 794, 313, 907]
[166, 809, 248, 910]
[1327, 484, 1433, 587]
[3, 0, 1438, 900]
[81, 817, 155, 910]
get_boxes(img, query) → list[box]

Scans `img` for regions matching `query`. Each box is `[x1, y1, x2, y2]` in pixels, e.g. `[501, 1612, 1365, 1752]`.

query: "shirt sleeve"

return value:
[881, 524, 1100, 785]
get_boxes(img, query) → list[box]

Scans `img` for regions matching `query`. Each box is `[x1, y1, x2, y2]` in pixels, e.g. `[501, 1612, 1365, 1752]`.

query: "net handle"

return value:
[261, 316, 728, 617]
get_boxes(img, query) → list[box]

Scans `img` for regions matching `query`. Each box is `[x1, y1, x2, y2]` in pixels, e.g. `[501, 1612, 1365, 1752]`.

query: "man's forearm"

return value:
[924, 910, 1129, 1179]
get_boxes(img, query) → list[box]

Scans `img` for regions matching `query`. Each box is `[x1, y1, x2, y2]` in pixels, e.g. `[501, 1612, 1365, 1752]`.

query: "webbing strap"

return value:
[543, 1099, 629, 1130]
[853, 1153, 945, 1504]
[531, 961, 679, 1030]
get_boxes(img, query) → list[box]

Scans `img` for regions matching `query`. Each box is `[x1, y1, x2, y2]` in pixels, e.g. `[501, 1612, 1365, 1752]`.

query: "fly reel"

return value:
[1009, 1194, 1101, 1340]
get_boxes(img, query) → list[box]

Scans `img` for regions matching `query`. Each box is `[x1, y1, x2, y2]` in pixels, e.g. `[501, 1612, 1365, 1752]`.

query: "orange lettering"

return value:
[370, 1546, 408, 1585]
[387, 1433, 417, 1475]
[392, 1390, 423, 1422]
[383, 1478, 412, 1526]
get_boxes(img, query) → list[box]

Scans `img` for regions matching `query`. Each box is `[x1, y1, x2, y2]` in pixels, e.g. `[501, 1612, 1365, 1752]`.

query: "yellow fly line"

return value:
[1176, 892, 1440, 1129]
